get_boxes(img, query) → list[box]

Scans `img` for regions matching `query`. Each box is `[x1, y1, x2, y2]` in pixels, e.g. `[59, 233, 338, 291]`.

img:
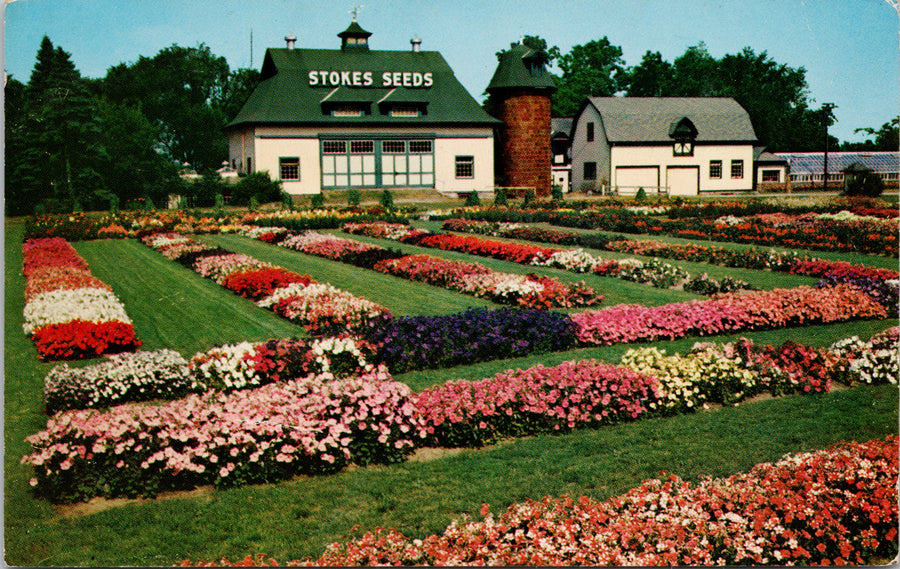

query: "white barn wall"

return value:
[570, 105, 609, 192]
[434, 129, 494, 195]
[612, 144, 754, 193]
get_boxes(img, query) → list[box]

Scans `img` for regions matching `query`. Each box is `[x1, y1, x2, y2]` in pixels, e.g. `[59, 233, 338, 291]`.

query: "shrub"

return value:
[843, 168, 885, 198]
[493, 188, 508, 207]
[551, 184, 564, 201]
[464, 190, 481, 207]
[347, 189, 360, 207]
[380, 189, 394, 210]
[311, 194, 324, 208]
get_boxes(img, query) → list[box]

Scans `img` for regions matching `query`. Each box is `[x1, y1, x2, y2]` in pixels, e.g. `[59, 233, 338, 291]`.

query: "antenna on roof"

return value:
[350, 4, 365, 22]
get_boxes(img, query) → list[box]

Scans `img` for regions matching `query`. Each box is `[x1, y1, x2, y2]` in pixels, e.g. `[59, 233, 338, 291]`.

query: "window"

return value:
[332, 106, 364, 117]
[323, 140, 347, 154]
[350, 140, 374, 153]
[584, 162, 597, 180]
[409, 140, 433, 153]
[710, 160, 722, 179]
[382, 140, 406, 153]
[673, 140, 693, 156]
[390, 107, 420, 117]
[455, 156, 474, 178]
[761, 169, 780, 182]
[731, 160, 744, 179]
[279, 157, 300, 181]
[586, 122, 595, 142]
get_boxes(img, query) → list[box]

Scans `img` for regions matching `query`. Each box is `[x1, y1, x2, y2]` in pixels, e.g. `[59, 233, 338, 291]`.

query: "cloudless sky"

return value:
[4, 0, 899, 143]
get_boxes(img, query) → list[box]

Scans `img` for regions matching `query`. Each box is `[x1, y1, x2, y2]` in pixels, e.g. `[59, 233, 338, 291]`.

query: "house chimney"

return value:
[285, 34, 297, 49]
[411, 35, 421, 52]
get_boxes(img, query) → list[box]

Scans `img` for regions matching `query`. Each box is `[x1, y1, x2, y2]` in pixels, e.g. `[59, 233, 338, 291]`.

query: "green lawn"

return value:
[5, 216, 899, 566]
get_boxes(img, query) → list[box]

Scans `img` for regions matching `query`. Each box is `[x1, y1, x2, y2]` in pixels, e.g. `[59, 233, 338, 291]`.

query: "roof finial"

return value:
[350, 4, 364, 22]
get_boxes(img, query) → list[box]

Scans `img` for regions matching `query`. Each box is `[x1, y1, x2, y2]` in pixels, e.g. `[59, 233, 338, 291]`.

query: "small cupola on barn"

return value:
[338, 8, 372, 51]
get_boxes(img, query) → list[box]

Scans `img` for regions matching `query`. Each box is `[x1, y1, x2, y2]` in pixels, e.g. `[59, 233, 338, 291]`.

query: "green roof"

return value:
[227, 47, 499, 129]
[486, 43, 556, 93]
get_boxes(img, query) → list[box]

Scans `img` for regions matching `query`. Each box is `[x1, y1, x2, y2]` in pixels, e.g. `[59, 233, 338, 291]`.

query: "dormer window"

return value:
[390, 106, 421, 117]
[669, 116, 698, 157]
[332, 106, 365, 117]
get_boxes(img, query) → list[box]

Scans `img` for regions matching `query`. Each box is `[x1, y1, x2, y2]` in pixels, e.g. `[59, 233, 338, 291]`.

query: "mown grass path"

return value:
[5, 217, 898, 566]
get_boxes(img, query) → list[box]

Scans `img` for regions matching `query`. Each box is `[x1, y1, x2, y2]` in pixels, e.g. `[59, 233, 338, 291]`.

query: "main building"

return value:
[227, 19, 499, 197]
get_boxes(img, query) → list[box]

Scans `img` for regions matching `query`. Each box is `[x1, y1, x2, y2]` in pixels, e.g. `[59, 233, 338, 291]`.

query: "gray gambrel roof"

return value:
[582, 97, 758, 144]
[227, 45, 498, 129]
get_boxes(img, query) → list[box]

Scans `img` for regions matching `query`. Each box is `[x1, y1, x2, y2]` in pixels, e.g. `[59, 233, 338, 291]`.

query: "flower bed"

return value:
[572, 285, 887, 346]
[361, 308, 577, 373]
[22, 238, 140, 360]
[185, 436, 899, 567]
[22, 369, 425, 503]
[415, 360, 661, 447]
[142, 232, 390, 335]
[830, 326, 900, 386]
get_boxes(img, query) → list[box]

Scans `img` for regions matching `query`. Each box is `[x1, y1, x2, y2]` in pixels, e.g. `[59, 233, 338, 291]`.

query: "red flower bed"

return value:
[789, 259, 900, 281]
[221, 267, 315, 301]
[22, 238, 89, 276]
[183, 436, 898, 566]
[32, 320, 141, 360]
[417, 233, 560, 264]
[24, 266, 113, 301]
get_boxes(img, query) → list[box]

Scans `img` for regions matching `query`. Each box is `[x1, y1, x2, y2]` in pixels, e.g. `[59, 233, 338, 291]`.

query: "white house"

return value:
[570, 97, 758, 196]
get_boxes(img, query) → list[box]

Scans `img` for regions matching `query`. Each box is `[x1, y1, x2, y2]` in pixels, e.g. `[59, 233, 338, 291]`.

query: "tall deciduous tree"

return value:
[552, 37, 626, 117]
[624, 51, 673, 97]
[103, 44, 231, 171]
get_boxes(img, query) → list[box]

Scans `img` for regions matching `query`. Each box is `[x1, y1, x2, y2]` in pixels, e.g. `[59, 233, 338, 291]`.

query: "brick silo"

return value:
[486, 43, 557, 197]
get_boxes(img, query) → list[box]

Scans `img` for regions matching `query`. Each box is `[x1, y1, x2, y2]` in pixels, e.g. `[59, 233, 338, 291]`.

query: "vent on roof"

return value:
[411, 35, 421, 52]
[285, 35, 296, 49]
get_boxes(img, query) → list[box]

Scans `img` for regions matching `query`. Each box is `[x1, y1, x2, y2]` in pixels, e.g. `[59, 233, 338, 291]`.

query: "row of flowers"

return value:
[442, 218, 899, 310]
[141, 233, 392, 335]
[193, 436, 897, 566]
[22, 237, 140, 360]
[444, 205, 898, 256]
[42, 336, 380, 413]
[572, 284, 887, 346]
[347, 221, 754, 296]
[23, 324, 897, 503]
[241, 226, 604, 310]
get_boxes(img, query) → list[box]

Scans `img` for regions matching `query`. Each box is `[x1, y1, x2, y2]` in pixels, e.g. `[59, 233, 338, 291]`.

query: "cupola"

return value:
[338, 19, 372, 51]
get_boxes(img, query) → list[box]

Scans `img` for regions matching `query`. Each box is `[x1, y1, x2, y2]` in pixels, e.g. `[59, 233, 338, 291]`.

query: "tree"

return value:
[19, 36, 103, 211]
[844, 118, 900, 151]
[483, 35, 557, 117]
[103, 44, 232, 170]
[624, 51, 674, 97]
[552, 37, 626, 116]
[669, 42, 721, 97]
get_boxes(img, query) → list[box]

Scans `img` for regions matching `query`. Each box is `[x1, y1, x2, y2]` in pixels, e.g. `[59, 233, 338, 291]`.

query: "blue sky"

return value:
[4, 0, 898, 143]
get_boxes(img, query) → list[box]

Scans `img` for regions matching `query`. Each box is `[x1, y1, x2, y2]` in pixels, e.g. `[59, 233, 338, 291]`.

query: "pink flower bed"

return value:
[22, 370, 426, 503]
[415, 359, 660, 447]
[279, 232, 382, 260]
[572, 285, 887, 346]
[185, 436, 899, 566]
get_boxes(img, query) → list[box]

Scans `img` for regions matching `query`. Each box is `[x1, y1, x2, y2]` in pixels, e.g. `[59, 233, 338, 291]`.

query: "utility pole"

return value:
[822, 103, 836, 192]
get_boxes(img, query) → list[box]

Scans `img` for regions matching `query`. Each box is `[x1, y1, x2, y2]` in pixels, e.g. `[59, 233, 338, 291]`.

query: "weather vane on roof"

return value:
[350, 4, 364, 22]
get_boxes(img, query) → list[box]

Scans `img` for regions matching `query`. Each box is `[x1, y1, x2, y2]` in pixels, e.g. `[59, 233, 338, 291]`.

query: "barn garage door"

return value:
[667, 166, 699, 196]
[615, 167, 659, 194]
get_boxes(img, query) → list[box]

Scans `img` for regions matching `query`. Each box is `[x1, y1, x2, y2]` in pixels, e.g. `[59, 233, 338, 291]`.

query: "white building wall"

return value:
[569, 105, 610, 192]
[434, 129, 494, 195]
[228, 125, 494, 196]
[610, 144, 754, 194]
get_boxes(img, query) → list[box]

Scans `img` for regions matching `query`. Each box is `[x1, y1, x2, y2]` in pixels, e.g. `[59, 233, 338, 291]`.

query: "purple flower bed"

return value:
[361, 308, 577, 373]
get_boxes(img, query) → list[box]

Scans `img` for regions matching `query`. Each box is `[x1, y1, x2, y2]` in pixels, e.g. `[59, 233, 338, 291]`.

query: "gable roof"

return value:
[228, 47, 499, 129]
[581, 97, 757, 144]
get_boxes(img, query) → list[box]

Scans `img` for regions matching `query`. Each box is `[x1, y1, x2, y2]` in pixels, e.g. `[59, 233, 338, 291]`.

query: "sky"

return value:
[4, 0, 899, 144]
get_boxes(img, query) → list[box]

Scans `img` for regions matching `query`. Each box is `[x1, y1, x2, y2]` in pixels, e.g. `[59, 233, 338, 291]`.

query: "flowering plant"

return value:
[214, 437, 897, 567]
[258, 283, 393, 335]
[415, 359, 660, 447]
[221, 267, 315, 301]
[192, 253, 273, 284]
[830, 327, 899, 386]
[572, 285, 887, 346]
[22, 370, 425, 503]
[43, 350, 195, 412]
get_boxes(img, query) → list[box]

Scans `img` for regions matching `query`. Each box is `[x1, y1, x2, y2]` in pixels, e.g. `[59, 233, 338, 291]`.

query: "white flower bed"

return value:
[23, 287, 133, 335]
[44, 350, 194, 412]
[531, 248, 603, 273]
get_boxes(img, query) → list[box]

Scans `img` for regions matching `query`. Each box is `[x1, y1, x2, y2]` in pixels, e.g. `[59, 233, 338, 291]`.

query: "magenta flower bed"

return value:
[415, 359, 660, 447]
[572, 285, 887, 346]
